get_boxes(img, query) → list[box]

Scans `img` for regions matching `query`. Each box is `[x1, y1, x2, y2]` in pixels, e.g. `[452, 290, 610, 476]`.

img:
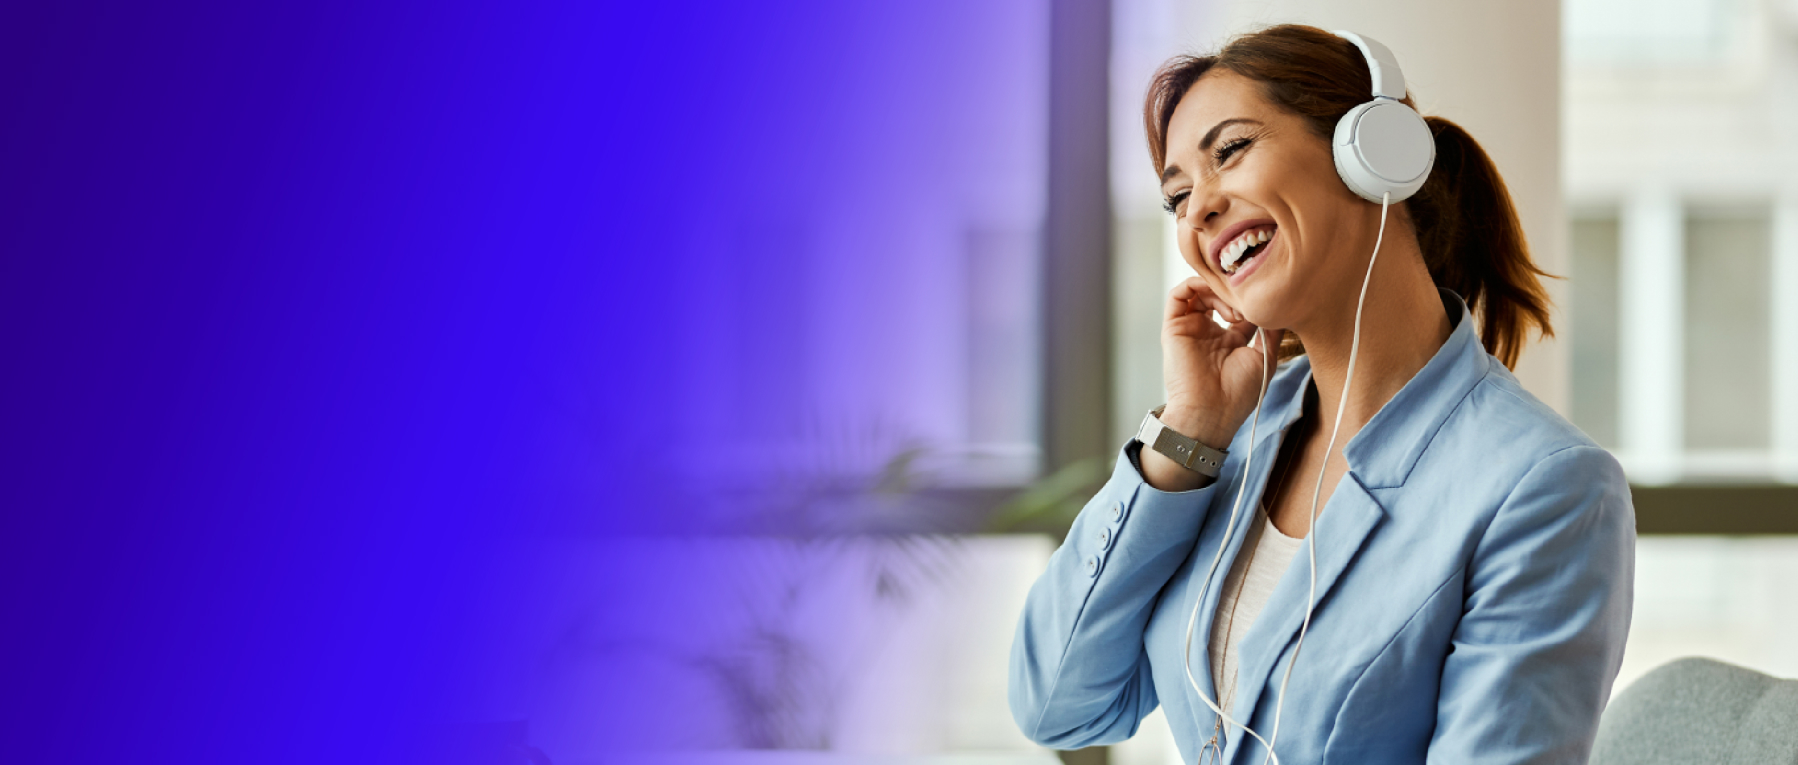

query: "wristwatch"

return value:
[1135, 404, 1228, 477]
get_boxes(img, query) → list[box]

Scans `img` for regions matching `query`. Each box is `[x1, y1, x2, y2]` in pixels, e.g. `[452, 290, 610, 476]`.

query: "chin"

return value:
[1227, 281, 1297, 332]
[1217, 232, 1303, 328]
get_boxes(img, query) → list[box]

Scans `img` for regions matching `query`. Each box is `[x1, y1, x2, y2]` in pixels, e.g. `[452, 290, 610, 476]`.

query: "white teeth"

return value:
[1220, 227, 1274, 274]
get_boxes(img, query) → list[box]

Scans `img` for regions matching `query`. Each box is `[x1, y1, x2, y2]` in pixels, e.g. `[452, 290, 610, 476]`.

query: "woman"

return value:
[1008, 25, 1633, 765]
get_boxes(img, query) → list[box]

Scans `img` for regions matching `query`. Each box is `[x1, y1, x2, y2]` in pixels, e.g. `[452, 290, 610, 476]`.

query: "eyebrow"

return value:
[1160, 118, 1263, 185]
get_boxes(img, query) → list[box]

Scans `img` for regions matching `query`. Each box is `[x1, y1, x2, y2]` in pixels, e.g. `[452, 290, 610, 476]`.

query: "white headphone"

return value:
[1178, 30, 1421, 765]
[1331, 31, 1435, 203]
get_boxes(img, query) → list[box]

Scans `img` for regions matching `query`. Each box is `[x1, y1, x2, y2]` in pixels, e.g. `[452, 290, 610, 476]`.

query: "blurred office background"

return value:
[493, 0, 1798, 763]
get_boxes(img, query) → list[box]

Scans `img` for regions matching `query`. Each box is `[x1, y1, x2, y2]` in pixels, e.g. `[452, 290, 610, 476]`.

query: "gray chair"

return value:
[1591, 657, 1798, 765]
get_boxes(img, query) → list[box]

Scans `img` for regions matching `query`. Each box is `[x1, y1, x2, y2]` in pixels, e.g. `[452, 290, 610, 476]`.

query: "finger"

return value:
[1165, 275, 1207, 306]
[1167, 300, 1243, 340]
[1165, 277, 1217, 322]
[1220, 318, 1259, 349]
[1167, 276, 1239, 322]
[1164, 285, 1196, 323]
[1164, 312, 1224, 340]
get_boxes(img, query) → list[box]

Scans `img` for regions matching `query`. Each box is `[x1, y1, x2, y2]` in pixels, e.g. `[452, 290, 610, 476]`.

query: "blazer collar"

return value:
[1252, 288, 1489, 490]
[1223, 475, 1385, 761]
[1213, 291, 1483, 760]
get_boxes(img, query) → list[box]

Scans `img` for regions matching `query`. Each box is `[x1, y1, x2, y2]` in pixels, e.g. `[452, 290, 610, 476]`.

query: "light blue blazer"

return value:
[1009, 291, 1635, 764]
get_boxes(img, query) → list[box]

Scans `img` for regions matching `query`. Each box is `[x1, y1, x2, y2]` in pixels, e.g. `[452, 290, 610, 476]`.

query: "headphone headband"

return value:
[1333, 30, 1407, 101]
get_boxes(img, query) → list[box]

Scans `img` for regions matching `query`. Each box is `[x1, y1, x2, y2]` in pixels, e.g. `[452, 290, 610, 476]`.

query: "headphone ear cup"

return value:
[1332, 99, 1436, 203]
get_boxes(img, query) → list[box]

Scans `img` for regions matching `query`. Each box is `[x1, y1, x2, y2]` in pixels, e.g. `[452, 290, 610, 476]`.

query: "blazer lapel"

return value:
[1180, 425, 1280, 733]
[1222, 472, 1386, 763]
[1174, 357, 1314, 741]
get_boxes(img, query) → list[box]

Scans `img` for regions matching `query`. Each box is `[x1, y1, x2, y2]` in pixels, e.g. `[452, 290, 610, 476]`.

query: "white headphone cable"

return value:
[1262, 190, 1390, 764]
[1179, 192, 1392, 765]
[1179, 322, 1276, 762]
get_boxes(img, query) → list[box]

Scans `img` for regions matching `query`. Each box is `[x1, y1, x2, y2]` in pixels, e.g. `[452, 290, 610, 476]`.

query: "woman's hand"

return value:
[1142, 277, 1282, 491]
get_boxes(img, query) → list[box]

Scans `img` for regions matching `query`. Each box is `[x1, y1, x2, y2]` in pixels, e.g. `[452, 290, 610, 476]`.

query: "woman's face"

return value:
[1159, 70, 1381, 330]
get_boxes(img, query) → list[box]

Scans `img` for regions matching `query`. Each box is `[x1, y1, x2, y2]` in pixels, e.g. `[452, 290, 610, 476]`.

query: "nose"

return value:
[1183, 182, 1227, 238]
[1175, 184, 1228, 272]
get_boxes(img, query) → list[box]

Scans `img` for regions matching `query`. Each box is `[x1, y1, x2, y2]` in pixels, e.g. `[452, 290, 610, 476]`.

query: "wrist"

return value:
[1134, 440, 1217, 492]
[1158, 402, 1235, 450]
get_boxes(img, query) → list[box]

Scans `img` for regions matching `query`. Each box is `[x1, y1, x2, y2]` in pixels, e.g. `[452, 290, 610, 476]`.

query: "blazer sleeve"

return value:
[1428, 445, 1636, 764]
[1008, 441, 1222, 749]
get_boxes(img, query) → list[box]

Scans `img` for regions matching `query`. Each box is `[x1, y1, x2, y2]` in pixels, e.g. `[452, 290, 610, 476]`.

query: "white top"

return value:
[1208, 512, 1305, 710]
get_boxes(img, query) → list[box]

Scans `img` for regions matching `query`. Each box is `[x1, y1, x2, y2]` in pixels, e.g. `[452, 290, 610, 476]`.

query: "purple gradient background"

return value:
[1, 0, 1048, 762]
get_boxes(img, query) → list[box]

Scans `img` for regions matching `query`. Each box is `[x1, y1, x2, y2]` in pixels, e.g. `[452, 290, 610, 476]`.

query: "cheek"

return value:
[1176, 222, 1203, 269]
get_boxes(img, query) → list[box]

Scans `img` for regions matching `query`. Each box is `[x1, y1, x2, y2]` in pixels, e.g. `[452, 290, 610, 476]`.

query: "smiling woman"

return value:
[1009, 24, 1634, 765]
[1147, 26, 1553, 372]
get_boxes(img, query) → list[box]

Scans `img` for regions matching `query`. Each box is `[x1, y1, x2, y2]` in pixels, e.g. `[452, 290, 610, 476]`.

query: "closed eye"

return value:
[1162, 191, 1190, 216]
[1213, 137, 1251, 165]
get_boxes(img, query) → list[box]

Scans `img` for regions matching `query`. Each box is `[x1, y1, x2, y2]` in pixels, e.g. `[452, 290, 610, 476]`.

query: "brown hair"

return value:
[1143, 24, 1553, 369]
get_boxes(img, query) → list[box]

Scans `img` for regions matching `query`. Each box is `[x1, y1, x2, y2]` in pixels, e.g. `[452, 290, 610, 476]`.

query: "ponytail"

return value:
[1408, 117, 1554, 369]
[1144, 25, 1555, 370]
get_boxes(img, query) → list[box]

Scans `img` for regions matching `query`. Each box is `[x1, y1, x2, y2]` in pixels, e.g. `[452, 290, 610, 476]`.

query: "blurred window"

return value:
[1564, 0, 1794, 484]
[1571, 213, 1623, 449]
[1565, 0, 1748, 65]
[966, 227, 1043, 484]
[1684, 207, 1773, 450]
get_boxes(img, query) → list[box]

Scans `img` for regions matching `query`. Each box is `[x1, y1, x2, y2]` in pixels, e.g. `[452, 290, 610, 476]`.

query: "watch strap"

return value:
[1136, 404, 1228, 477]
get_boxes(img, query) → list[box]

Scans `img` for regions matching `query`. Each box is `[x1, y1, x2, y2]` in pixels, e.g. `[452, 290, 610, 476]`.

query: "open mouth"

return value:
[1219, 225, 1276, 276]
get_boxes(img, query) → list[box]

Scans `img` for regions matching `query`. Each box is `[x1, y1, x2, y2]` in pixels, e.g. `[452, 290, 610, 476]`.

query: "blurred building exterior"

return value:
[1564, 0, 1798, 485]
